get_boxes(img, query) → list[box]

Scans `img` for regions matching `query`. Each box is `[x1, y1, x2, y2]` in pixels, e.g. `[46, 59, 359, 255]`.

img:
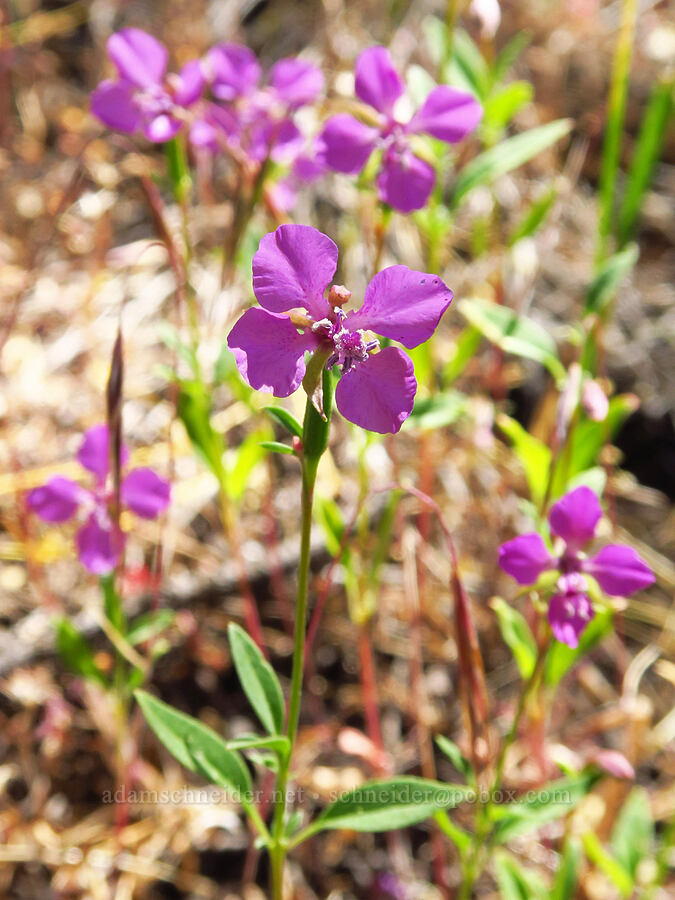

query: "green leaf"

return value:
[315, 497, 349, 559]
[227, 734, 290, 756]
[227, 623, 285, 736]
[224, 429, 270, 502]
[135, 690, 251, 795]
[442, 326, 482, 385]
[259, 440, 296, 456]
[618, 78, 673, 246]
[451, 119, 572, 207]
[263, 406, 303, 439]
[508, 185, 558, 246]
[492, 772, 600, 843]
[54, 618, 107, 687]
[404, 390, 467, 430]
[545, 607, 613, 686]
[584, 244, 639, 316]
[582, 831, 633, 896]
[459, 298, 565, 380]
[482, 82, 533, 140]
[497, 414, 552, 507]
[551, 838, 582, 900]
[435, 736, 474, 783]
[494, 850, 548, 900]
[127, 610, 175, 645]
[446, 28, 491, 99]
[611, 788, 653, 881]
[493, 32, 531, 84]
[434, 809, 472, 854]
[491, 598, 538, 679]
[177, 380, 226, 481]
[307, 778, 468, 836]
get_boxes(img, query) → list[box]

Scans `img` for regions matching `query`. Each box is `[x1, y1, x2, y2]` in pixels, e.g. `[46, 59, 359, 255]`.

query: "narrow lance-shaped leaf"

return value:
[497, 414, 552, 507]
[459, 297, 565, 381]
[493, 849, 548, 900]
[491, 597, 538, 680]
[227, 623, 285, 735]
[584, 243, 639, 317]
[451, 119, 572, 207]
[135, 690, 252, 796]
[55, 618, 108, 688]
[551, 837, 582, 900]
[302, 778, 469, 838]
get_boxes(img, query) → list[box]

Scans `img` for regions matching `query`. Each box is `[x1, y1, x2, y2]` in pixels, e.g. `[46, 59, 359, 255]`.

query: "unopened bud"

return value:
[328, 284, 351, 307]
[581, 379, 609, 422]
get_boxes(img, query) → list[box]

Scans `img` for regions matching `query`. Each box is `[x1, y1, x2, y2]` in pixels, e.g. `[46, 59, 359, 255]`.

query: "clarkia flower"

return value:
[28, 424, 170, 575]
[191, 44, 323, 164]
[499, 486, 654, 648]
[91, 28, 205, 142]
[320, 46, 482, 213]
[227, 224, 453, 434]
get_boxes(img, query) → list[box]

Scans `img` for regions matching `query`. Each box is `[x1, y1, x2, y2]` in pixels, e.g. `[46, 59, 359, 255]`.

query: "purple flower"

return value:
[91, 29, 205, 142]
[191, 45, 323, 163]
[320, 46, 482, 213]
[227, 224, 453, 434]
[498, 486, 655, 648]
[28, 425, 170, 575]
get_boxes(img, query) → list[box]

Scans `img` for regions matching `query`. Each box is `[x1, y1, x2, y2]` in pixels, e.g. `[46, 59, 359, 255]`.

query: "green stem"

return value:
[269, 369, 333, 900]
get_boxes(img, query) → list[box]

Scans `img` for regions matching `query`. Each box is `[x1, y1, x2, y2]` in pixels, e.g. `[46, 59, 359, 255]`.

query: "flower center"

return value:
[312, 307, 379, 373]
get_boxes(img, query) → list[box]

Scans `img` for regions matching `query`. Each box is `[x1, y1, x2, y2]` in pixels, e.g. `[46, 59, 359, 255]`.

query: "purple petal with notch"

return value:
[407, 86, 482, 143]
[377, 146, 435, 213]
[76, 513, 124, 575]
[252, 224, 337, 320]
[320, 114, 379, 174]
[585, 544, 655, 596]
[347, 265, 452, 349]
[107, 29, 168, 88]
[28, 477, 86, 523]
[335, 347, 417, 434]
[91, 80, 141, 133]
[269, 58, 324, 108]
[121, 468, 170, 519]
[355, 46, 404, 116]
[548, 486, 602, 550]
[498, 533, 554, 585]
[228, 307, 318, 397]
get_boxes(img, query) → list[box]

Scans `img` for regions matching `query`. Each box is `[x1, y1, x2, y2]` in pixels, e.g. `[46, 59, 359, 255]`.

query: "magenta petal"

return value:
[228, 307, 318, 397]
[144, 113, 182, 142]
[107, 29, 167, 88]
[320, 114, 379, 174]
[208, 43, 261, 100]
[91, 80, 141, 133]
[347, 266, 453, 349]
[335, 347, 417, 434]
[121, 468, 170, 519]
[28, 477, 85, 522]
[320, 113, 380, 175]
[407, 86, 482, 143]
[76, 425, 129, 480]
[585, 545, 655, 596]
[269, 58, 324, 108]
[548, 589, 594, 649]
[259, 118, 304, 163]
[377, 147, 435, 213]
[498, 533, 554, 585]
[355, 46, 404, 115]
[173, 60, 205, 106]
[549, 486, 602, 550]
[76, 513, 124, 575]
[252, 224, 337, 320]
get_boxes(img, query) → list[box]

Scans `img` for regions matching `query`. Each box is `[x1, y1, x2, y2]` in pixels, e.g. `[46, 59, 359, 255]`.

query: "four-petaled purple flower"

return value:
[28, 424, 170, 575]
[320, 46, 482, 213]
[227, 224, 453, 434]
[91, 28, 205, 142]
[190, 44, 323, 166]
[499, 486, 654, 648]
